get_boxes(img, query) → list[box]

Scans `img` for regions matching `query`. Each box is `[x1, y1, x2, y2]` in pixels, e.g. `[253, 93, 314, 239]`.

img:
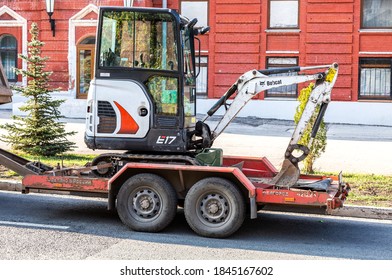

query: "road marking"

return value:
[0, 221, 70, 230]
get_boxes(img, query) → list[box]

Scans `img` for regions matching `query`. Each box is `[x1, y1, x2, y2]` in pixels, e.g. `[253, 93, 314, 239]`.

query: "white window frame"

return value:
[359, 58, 392, 100]
[265, 57, 298, 98]
[269, 0, 299, 29]
[180, 1, 208, 27]
[0, 34, 18, 82]
[361, 0, 392, 29]
[0, 6, 27, 86]
[195, 56, 208, 97]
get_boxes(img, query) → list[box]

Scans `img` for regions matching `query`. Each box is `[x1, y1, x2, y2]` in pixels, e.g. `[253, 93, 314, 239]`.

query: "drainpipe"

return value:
[162, 0, 167, 8]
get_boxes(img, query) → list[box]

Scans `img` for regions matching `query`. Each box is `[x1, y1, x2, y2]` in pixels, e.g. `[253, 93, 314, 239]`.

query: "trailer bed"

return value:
[19, 155, 348, 214]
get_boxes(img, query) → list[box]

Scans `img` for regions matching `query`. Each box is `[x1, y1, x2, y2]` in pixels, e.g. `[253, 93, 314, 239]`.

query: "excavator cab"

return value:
[85, 7, 205, 153]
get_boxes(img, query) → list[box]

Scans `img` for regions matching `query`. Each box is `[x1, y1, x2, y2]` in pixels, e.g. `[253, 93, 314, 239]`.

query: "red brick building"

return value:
[0, 0, 391, 125]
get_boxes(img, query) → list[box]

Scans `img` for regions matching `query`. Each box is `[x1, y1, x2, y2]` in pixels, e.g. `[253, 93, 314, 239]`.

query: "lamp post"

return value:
[124, 0, 134, 7]
[45, 0, 55, 37]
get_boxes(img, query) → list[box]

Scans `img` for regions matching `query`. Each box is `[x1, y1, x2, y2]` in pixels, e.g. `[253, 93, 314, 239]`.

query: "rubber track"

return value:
[91, 153, 202, 178]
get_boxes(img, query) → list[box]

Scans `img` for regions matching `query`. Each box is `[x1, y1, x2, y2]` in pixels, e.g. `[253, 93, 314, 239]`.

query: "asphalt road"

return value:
[1, 190, 391, 260]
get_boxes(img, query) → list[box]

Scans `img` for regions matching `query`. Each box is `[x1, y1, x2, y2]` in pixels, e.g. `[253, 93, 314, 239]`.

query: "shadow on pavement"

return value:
[1, 191, 391, 260]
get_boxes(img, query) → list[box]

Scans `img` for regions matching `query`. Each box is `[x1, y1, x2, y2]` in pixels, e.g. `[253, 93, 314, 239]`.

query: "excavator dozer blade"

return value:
[270, 159, 300, 188]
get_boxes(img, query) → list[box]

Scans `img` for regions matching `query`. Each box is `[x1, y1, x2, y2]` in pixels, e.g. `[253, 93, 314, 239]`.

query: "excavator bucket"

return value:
[0, 61, 13, 105]
[270, 159, 300, 188]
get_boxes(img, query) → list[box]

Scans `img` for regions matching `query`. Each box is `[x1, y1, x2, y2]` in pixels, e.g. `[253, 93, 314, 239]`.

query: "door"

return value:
[77, 37, 95, 99]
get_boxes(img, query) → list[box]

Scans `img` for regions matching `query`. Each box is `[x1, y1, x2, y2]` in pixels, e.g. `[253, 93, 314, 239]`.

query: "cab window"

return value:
[99, 11, 178, 71]
[146, 76, 179, 116]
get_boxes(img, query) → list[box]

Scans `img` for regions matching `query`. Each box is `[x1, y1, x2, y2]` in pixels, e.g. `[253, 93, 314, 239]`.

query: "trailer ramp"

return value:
[0, 148, 53, 176]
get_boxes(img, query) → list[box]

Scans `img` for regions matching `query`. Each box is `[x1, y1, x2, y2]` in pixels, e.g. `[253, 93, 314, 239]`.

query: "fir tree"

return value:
[0, 23, 75, 156]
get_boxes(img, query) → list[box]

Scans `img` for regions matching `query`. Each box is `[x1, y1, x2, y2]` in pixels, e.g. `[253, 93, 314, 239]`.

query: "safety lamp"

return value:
[45, 0, 55, 37]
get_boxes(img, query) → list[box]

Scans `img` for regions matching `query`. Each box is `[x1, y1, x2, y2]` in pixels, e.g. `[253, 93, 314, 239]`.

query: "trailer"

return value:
[0, 147, 349, 238]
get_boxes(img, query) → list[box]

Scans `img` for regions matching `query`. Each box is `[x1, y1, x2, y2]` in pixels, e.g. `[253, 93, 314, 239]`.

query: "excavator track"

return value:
[91, 153, 201, 178]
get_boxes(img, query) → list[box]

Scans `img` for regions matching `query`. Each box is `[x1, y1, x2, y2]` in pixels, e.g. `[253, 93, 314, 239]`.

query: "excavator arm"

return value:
[200, 62, 339, 188]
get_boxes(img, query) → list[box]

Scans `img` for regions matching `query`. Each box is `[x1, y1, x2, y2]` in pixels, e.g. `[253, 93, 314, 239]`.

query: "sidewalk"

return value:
[0, 110, 391, 220]
[206, 116, 392, 175]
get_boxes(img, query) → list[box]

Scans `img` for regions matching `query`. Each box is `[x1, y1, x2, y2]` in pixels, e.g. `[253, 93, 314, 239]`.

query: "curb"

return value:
[1, 180, 392, 221]
[0, 180, 22, 192]
[331, 204, 392, 220]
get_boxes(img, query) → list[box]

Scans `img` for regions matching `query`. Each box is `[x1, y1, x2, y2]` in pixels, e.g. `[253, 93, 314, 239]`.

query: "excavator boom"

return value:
[203, 62, 339, 188]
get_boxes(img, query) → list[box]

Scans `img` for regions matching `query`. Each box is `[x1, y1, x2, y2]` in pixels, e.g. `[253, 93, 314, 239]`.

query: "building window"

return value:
[269, 0, 299, 29]
[266, 57, 298, 98]
[359, 58, 391, 100]
[195, 56, 208, 97]
[362, 0, 392, 28]
[0, 34, 17, 82]
[77, 36, 95, 99]
[180, 1, 208, 27]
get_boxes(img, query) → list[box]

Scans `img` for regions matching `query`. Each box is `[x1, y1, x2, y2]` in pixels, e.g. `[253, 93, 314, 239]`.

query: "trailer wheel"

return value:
[184, 177, 245, 238]
[117, 173, 177, 232]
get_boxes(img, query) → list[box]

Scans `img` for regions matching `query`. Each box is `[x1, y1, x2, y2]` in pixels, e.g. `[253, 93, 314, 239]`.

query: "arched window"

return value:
[0, 34, 17, 82]
[77, 36, 95, 98]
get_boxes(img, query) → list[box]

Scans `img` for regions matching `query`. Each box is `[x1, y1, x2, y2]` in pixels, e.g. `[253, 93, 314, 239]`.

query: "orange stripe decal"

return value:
[113, 101, 139, 134]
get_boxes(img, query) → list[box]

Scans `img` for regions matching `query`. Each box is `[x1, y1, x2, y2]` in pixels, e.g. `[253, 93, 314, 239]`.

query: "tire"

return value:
[117, 173, 177, 233]
[184, 177, 246, 238]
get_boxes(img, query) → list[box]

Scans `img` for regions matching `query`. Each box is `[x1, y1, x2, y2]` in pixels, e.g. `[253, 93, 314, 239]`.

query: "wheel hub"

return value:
[132, 189, 161, 218]
[200, 194, 229, 223]
[140, 197, 152, 209]
[208, 202, 219, 214]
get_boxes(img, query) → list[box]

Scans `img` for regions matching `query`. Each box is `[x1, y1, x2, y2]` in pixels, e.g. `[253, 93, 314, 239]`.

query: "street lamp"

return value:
[45, 0, 55, 37]
[124, 0, 134, 7]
